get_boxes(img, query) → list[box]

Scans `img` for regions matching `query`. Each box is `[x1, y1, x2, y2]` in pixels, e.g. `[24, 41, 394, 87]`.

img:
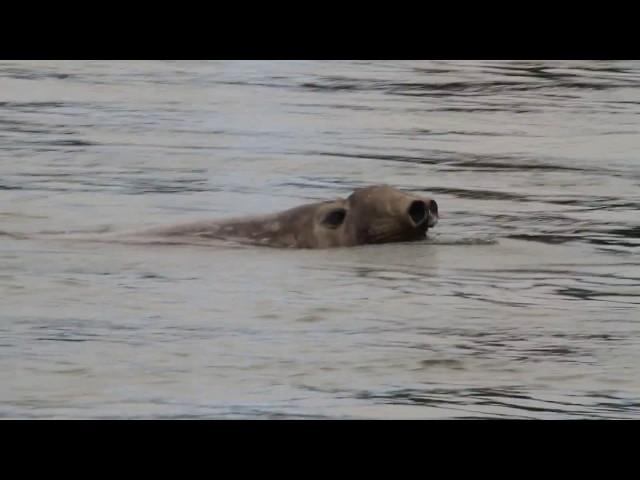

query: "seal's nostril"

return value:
[429, 200, 438, 216]
[408, 200, 427, 225]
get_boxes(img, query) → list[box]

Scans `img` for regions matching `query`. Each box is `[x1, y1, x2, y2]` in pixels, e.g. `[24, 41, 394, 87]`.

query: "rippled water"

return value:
[1, 60, 639, 419]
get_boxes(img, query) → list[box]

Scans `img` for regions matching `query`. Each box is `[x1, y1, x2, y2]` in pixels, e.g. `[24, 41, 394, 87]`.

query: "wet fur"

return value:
[131, 184, 438, 249]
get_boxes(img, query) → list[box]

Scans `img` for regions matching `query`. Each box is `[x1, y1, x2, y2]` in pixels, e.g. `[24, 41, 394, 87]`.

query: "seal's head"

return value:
[309, 184, 438, 248]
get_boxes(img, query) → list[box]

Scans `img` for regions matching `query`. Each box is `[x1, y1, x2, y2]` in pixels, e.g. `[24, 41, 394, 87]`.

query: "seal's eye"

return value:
[322, 208, 347, 229]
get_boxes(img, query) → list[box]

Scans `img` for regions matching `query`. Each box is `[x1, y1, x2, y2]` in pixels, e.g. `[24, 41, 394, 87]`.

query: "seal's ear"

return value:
[321, 208, 347, 229]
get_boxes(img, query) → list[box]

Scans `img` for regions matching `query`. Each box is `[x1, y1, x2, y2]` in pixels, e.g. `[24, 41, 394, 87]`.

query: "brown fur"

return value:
[134, 184, 439, 249]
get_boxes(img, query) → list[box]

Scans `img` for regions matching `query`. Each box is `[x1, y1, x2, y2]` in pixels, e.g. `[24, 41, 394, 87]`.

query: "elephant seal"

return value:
[130, 184, 438, 248]
[2, 185, 439, 249]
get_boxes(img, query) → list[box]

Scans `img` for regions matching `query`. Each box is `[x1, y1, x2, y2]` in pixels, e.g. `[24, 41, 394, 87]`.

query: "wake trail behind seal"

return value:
[426, 234, 499, 245]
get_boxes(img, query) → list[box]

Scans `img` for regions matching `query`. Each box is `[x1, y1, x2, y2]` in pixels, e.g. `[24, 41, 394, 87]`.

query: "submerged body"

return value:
[3, 185, 439, 249]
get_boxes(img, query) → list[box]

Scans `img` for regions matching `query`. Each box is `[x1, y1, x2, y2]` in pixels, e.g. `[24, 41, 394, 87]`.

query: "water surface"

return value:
[1, 60, 639, 418]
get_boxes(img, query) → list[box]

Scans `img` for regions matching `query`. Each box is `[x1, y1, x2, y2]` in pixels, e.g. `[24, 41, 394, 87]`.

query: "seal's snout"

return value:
[408, 199, 439, 229]
[408, 200, 428, 226]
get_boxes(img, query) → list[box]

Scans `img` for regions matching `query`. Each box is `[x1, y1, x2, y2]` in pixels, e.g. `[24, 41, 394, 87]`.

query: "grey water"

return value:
[1, 60, 639, 419]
